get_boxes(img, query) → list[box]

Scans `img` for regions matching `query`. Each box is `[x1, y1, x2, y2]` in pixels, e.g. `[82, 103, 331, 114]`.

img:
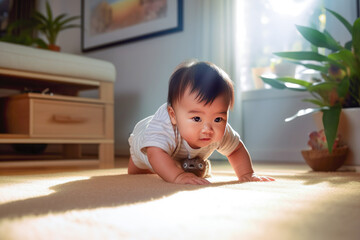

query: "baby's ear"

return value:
[167, 105, 177, 125]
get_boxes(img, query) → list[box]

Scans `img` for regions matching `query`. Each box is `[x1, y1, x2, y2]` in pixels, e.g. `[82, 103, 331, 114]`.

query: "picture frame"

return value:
[81, 0, 183, 52]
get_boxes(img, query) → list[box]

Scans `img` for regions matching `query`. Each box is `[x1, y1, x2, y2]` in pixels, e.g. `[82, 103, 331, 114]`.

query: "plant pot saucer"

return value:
[301, 146, 349, 172]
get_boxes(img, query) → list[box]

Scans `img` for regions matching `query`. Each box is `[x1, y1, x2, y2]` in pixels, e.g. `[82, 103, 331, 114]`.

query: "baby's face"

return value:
[168, 87, 229, 149]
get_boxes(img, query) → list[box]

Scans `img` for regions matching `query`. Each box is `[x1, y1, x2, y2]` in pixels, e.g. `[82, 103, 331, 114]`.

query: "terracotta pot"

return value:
[301, 146, 348, 171]
[48, 44, 61, 52]
[313, 108, 360, 166]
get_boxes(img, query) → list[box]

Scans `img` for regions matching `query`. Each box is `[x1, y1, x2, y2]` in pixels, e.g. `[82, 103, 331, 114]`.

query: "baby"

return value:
[128, 60, 274, 185]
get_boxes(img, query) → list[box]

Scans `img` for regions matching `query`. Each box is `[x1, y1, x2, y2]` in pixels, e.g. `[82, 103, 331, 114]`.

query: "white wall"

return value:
[242, 90, 316, 163]
[40, 0, 358, 162]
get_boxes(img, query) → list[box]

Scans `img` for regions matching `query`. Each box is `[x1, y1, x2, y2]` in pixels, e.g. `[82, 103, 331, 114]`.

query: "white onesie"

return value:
[128, 103, 241, 171]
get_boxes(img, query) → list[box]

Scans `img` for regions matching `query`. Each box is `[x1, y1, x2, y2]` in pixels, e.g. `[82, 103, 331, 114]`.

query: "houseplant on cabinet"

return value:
[261, 8, 360, 167]
[0, 19, 47, 48]
[0, 1, 80, 51]
[31, 1, 80, 51]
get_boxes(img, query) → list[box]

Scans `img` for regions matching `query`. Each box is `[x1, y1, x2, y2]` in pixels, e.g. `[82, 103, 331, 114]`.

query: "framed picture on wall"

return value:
[81, 0, 183, 52]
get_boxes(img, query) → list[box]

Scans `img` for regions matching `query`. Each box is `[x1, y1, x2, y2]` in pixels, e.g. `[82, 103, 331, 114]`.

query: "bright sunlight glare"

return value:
[268, 0, 315, 17]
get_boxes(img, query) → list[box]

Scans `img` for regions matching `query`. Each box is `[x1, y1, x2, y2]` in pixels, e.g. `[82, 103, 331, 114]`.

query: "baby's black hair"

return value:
[167, 60, 234, 108]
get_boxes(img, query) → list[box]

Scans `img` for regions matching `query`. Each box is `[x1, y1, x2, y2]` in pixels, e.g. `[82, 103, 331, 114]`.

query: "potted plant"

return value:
[261, 8, 360, 155]
[0, 18, 48, 48]
[31, 1, 80, 51]
[0, 1, 79, 51]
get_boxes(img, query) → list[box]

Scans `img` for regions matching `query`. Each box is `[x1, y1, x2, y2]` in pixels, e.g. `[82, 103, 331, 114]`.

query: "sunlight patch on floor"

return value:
[0, 176, 91, 204]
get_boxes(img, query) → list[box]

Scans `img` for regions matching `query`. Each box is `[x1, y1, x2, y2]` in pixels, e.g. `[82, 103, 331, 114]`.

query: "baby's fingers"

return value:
[239, 173, 275, 182]
[175, 172, 211, 185]
[188, 176, 211, 185]
[195, 177, 211, 185]
[255, 175, 275, 182]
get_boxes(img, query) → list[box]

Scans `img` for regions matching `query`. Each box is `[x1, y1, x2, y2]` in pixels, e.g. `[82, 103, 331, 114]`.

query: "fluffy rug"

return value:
[0, 161, 359, 240]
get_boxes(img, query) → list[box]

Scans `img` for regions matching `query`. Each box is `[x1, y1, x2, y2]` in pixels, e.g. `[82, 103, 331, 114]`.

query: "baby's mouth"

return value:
[200, 138, 211, 141]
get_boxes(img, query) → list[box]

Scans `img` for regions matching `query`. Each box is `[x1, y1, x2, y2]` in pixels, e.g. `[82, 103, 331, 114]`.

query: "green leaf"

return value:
[45, 1, 53, 22]
[287, 60, 328, 74]
[329, 49, 358, 75]
[274, 51, 345, 70]
[337, 77, 350, 98]
[53, 14, 67, 26]
[58, 16, 80, 26]
[285, 108, 322, 122]
[296, 25, 341, 51]
[60, 24, 81, 30]
[295, 25, 328, 48]
[326, 8, 353, 34]
[33, 38, 48, 48]
[260, 77, 287, 89]
[275, 77, 312, 87]
[328, 49, 354, 62]
[345, 40, 352, 51]
[323, 30, 343, 51]
[311, 44, 318, 53]
[303, 98, 327, 107]
[260, 77, 309, 91]
[308, 81, 337, 93]
[33, 12, 48, 25]
[274, 51, 326, 61]
[322, 106, 341, 153]
[352, 18, 360, 58]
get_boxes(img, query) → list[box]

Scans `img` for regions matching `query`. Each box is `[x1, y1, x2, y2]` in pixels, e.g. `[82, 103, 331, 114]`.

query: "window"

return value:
[234, 0, 359, 91]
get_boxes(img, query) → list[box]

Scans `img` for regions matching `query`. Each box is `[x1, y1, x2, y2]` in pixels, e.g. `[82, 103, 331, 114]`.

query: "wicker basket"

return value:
[301, 146, 349, 171]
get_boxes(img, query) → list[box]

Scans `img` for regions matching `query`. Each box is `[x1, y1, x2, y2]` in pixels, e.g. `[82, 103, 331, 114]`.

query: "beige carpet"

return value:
[0, 159, 359, 240]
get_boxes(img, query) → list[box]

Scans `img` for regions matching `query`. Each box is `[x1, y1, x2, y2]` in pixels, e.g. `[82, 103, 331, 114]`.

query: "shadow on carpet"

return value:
[0, 174, 240, 218]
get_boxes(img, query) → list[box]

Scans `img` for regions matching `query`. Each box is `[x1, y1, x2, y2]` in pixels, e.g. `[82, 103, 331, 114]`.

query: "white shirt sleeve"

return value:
[217, 123, 241, 156]
[140, 103, 177, 156]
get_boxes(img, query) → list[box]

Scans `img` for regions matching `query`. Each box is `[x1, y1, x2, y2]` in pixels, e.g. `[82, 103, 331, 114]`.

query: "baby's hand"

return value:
[239, 172, 275, 182]
[174, 172, 211, 185]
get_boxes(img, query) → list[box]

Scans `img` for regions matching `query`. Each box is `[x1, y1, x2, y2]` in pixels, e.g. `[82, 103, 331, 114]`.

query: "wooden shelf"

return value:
[0, 134, 30, 139]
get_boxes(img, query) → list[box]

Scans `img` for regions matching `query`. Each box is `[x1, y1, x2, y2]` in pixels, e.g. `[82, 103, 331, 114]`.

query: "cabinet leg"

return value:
[63, 144, 82, 159]
[99, 143, 114, 168]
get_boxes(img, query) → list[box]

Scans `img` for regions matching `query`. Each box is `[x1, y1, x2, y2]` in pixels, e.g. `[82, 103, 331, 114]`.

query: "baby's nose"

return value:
[202, 123, 213, 133]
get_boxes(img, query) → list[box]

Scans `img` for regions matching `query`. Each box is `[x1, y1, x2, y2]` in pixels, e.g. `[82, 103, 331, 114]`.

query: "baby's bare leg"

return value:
[128, 156, 153, 174]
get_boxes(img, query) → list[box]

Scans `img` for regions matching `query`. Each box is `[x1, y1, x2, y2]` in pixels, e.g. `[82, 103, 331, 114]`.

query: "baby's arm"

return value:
[146, 146, 210, 185]
[227, 143, 275, 182]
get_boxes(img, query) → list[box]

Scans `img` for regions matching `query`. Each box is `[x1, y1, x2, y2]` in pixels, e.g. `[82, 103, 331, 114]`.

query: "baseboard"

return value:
[247, 149, 304, 163]
[203, 149, 304, 163]
[249, 149, 359, 169]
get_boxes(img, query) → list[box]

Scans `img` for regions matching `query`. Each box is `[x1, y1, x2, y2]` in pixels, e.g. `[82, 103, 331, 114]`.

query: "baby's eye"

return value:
[214, 117, 223, 123]
[192, 116, 201, 122]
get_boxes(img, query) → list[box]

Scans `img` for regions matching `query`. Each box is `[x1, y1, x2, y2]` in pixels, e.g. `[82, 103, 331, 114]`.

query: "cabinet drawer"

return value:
[32, 100, 104, 138]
